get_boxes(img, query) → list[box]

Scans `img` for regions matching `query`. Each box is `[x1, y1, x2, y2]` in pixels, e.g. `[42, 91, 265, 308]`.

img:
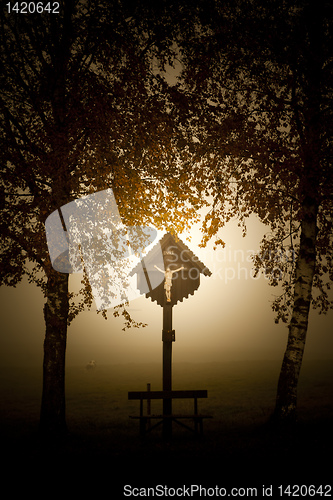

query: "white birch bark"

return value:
[273, 198, 318, 423]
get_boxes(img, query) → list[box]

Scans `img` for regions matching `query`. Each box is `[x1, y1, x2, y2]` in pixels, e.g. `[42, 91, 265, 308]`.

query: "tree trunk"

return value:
[39, 268, 69, 437]
[273, 197, 318, 424]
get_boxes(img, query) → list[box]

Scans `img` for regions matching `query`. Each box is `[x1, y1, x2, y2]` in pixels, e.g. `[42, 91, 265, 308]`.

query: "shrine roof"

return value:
[130, 232, 212, 277]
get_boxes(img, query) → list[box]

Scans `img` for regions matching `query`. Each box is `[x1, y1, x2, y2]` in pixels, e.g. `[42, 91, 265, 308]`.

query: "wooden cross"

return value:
[130, 232, 211, 438]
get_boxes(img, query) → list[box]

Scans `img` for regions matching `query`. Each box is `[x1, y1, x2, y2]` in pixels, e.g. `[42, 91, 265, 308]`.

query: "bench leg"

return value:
[163, 417, 172, 440]
[193, 417, 204, 436]
[140, 417, 147, 437]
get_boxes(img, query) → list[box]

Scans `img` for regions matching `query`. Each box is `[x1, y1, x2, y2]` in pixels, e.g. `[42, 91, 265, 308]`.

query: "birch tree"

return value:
[173, 0, 333, 423]
[0, 1, 194, 436]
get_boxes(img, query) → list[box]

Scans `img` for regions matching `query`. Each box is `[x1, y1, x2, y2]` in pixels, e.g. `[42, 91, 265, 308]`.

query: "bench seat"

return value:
[128, 389, 212, 436]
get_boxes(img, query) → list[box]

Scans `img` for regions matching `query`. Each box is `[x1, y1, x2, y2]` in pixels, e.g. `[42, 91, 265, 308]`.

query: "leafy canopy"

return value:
[0, 1, 199, 325]
[167, 0, 333, 321]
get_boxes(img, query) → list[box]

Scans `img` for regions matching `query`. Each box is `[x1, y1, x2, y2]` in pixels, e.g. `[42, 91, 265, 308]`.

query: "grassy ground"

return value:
[0, 360, 332, 493]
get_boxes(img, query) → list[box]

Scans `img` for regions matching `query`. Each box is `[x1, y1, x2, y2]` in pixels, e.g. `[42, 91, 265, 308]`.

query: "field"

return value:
[0, 360, 332, 493]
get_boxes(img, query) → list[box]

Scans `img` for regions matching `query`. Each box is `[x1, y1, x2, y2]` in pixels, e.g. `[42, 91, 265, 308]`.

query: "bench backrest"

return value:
[128, 390, 207, 400]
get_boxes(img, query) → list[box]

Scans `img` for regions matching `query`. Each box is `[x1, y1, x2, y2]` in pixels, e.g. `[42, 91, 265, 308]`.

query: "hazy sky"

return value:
[1, 214, 332, 368]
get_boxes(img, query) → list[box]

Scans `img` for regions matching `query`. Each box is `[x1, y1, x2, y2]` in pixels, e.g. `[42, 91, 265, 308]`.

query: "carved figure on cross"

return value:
[154, 265, 184, 302]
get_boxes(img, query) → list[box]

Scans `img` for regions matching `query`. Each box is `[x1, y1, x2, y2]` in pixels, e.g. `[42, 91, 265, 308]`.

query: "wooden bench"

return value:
[128, 389, 212, 437]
